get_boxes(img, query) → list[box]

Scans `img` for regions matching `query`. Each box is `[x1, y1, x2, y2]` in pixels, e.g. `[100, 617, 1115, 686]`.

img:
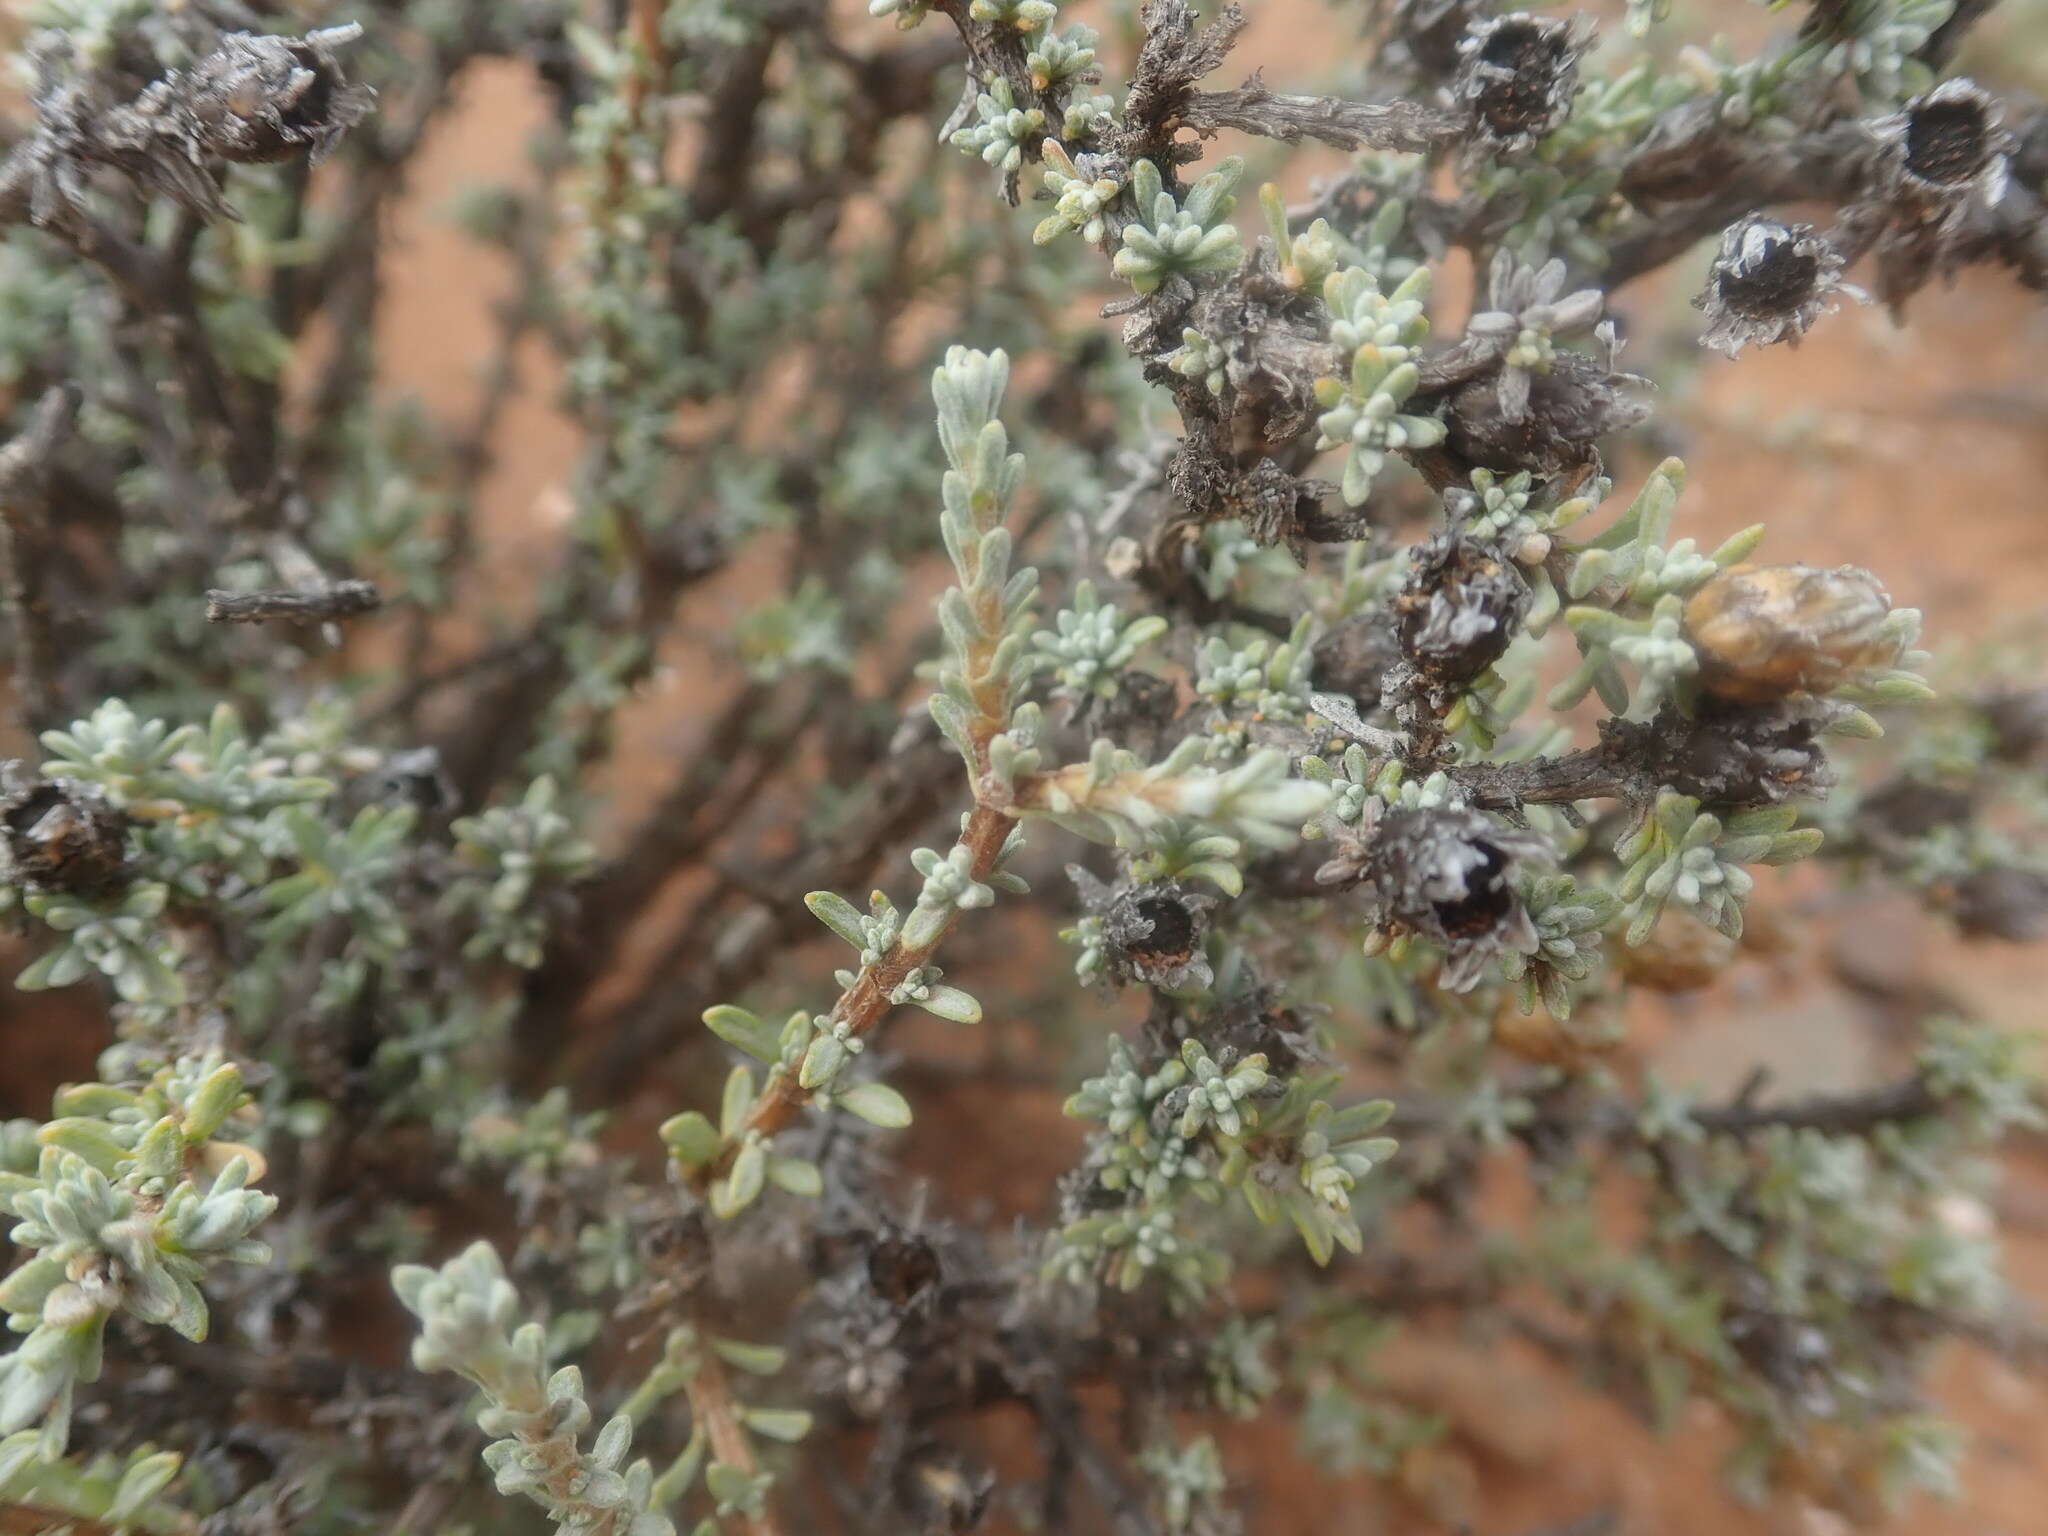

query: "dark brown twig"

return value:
[0, 385, 80, 731]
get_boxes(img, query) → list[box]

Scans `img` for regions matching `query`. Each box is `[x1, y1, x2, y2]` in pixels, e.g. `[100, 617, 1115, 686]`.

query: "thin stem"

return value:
[684, 1341, 785, 1536]
[691, 799, 1015, 1184]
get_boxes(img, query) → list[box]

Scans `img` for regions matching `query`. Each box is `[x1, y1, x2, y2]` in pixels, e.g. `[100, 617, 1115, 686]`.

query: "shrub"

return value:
[0, 0, 2041, 1532]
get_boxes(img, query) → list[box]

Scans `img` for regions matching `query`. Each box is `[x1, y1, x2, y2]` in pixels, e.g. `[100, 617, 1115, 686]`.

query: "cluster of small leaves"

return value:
[0, 0, 2041, 1531]
[448, 777, 597, 968]
[14, 698, 594, 1033]
[951, 74, 1045, 177]
[1034, 139, 1121, 247]
[1055, 1033, 1398, 1296]
[394, 1241, 679, 1536]
[1022, 738, 1330, 895]
[1501, 873, 1618, 1019]
[1615, 792, 1821, 945]
[1165, 327, 1230, 397]
[1313, 266, 1442, 506]
[0, 1054, 271, 1475]
[1139, 1434, 1232, 1535]
[1195, 617, 1315, 735]
[1569, 1019, 2043, 1501]
[1112, 158, 1247, 296]
[1031, 580, 1166, 703]
[1552, 460, 1761, 721]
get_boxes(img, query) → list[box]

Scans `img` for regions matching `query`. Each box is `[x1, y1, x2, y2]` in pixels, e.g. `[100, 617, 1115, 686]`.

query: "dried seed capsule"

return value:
[1392, 534, 1530, 687]
[1900, 78, 2004, 193]
[1870, 77, 2011, 222]
[866, 1232, 942, 1308]
[0, 767, 127, 897]
[183, 26, 376, 166]
[1357, 806, 1545, 991]
[368, 746, 459, 814]
[1694, 217, 1855, 357]
[1684, 564, 1901, 704]
[1440, 350, 1649, 485]
[1453, 13, 1594, 153]
[1311, 612, 1398, 711]
[1071, 868, 1216, 992]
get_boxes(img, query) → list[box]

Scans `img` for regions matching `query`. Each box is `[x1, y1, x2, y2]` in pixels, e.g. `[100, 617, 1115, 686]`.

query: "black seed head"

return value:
[867, 1234, 943, 1308]
[1905, 92, 1994, 187]
[1125, 895, 1198, 964]
[1429, 838, 1514, 939]
[1073, 870, 1216, 991]
[1718, 224, 1820, 318]
[1363, 806, 1545, 990]
[1874, 79, 2010, 219]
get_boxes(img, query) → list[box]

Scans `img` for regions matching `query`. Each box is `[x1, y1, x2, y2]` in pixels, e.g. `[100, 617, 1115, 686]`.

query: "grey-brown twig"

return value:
[204, 581, 381, 625]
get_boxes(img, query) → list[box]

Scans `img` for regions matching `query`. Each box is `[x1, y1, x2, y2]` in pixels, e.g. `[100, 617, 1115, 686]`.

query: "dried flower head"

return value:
[1453, 13, 1595, 154]
[1440, 349, 1649, 484]
[1159, 984, 1325, 1078]
[1684, 564, 1903, 704]
[10, 25, 374, 228]
[182, 26, 376, 165]
[1071, 867, 1216, 992]
[1322, 805, 1545, 990]
[1873, 78, 2011, 218]
[801, 1215, 1002, 1422]
[866, 1231, 943, 1309]
[369, 746, 460, 814]
[1695, 216, 1858, 357]
[0, 765, 128, 896]
[1392, 533, 1531, 687]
